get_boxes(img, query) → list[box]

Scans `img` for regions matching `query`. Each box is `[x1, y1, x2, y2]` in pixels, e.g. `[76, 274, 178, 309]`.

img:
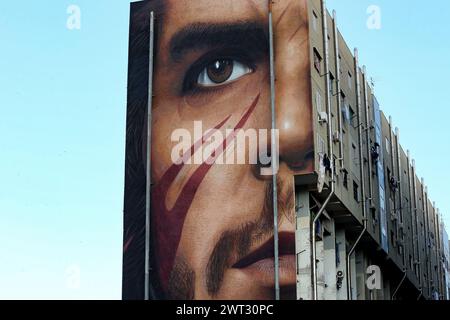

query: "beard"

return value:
[167, 177, 295, 299]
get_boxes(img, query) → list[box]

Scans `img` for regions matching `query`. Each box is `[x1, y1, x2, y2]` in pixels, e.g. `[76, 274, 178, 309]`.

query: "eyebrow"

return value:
[169, 21, 268, 63]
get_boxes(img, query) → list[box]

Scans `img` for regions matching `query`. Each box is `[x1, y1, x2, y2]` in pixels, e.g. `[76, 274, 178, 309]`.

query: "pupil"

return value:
[207, 59, 233, 84]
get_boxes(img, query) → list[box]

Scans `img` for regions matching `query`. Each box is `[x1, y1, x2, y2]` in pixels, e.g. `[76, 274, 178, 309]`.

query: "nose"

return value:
[272, 0, 313, 171]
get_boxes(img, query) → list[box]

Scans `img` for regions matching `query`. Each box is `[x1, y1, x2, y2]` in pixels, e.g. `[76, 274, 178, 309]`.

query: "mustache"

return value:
[168, 256, 195, 300]
[167, 178, 294, 299]
[205, 177, 294, 297]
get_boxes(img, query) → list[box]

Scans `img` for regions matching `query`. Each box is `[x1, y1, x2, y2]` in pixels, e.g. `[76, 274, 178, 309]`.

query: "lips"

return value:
[232, 232, 295, 269]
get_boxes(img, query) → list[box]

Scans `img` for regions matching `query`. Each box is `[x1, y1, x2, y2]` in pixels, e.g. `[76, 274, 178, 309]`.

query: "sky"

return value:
[0, 0, 449, 300]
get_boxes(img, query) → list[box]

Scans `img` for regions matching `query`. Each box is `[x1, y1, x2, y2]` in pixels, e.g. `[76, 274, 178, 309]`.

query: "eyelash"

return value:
[182, 50, 256, 95]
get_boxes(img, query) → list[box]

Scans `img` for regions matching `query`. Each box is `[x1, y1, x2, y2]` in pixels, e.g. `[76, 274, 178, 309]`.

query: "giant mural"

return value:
[123, 0, 313, 300]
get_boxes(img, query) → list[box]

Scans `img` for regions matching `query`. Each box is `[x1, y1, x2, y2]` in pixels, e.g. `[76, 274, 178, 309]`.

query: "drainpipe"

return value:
[438, 213, 444, 299]
[144, 11, 155, 301]
[311, 195, 334, 301]
[413, 167, 419, 270]
[411, 158, 422, 286]
[392, 269, 407, 300]
[432, 202, 438, 298]
[362, 67, 373, 209]
[268, 0, 280, 301]
[423, 181, 432, 297]
[346, 227, 366, 300]
[395, 128, 406, 266]
[346, 49, 368, 300]
[431, 201, 439, 298]
[439, 212, 445, 299]
[332, 10, 344, 169]
[435, 209, 442, 299]
[311, 0, 335, 301]
[388, 117, 399, 240]
[417, 288, 423, 301]
[407, 152, 416, 272]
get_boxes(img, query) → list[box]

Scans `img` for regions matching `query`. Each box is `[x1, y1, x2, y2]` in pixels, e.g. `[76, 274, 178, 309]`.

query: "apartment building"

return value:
[297, 0, 450, 300]
[122, 0, 449, 300]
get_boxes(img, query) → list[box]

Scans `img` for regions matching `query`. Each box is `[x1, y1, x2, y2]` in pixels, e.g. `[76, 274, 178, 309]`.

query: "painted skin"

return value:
[149, 0, 313, 300]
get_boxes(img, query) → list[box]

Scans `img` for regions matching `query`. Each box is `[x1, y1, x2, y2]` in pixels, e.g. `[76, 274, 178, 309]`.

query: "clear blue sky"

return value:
[0, 0, 448, 300]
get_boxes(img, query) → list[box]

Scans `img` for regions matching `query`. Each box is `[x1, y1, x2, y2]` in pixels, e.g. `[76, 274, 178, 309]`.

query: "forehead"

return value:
[162, 0, 267, 32]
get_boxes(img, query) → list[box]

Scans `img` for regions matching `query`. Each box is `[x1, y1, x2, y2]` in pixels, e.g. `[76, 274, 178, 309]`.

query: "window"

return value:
[318, 135, 326, 154]
[404, 198, 409, 215]
[313, 48, 322, 73]
[341, 93, 350, 126]
[348, 71, 353, 89]
[389, 198, 395, 217]
[371, 207, 377, 221]
[343, 171, 348, 189]
[385, 137, 390, 155]
[352, 144, 357, 163]
[349, 106, 355, 127]
[353, 181, 359, 202]
[313, 11, 318, 32]
[329, 73, 335, 97]
[371, 208, 377, 232]
[316, 90, 323, 113]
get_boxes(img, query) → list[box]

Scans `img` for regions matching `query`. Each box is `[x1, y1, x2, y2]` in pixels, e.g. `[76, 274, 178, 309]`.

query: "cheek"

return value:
[171, 91, 272, 275]
[181, 68, 269, 120]
[176, 165, 268, 271]
[150, 95, 187, 183]
[151, 102, 172, 181]
[150, 64, 272, 287]
[153, 73, 272, 204]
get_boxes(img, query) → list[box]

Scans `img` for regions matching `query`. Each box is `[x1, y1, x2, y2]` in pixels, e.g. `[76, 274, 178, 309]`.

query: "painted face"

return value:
[150, 0, 313, 300]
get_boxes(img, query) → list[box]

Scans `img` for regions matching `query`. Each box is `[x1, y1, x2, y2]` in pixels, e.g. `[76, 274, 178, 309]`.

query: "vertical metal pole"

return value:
[311, 0, 336, 301]
[395, 128, 406, 266]
[145, 11, 155, 301]
[423, 181, 432, 297]
[408, 158, 414, 274]
[332, 10, 344, 169]
[354, 49, 366, 225]
[438, 212, 445, 299]
[362, 67, 373, 208]
[435, 203, 440, 298]
[346, 49, 368, 300]
[411, 158, 421, 284]
[391, 269, 407, 300]
[388, 117, 400, 247]
[268, 2, 280, 301]
[433, 202, 438, 298]
[435, 209, 442, 299]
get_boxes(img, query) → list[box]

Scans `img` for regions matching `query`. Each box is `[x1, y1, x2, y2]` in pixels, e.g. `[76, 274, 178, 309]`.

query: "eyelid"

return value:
[196, 61, 253, 87]
[182, 49, 257, 94]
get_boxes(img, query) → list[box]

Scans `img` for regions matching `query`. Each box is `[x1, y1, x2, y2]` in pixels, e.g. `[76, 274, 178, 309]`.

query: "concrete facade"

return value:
[296, 0, 450, 300]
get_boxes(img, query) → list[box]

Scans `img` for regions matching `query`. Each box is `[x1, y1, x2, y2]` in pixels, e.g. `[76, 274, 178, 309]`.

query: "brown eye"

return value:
[206, 60, 233, 84]
[197, 59, 252, 87]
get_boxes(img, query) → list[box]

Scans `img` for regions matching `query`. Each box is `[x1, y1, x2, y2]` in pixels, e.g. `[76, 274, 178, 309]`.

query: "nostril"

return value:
[304, 149, 315, 162]
[279, 148, 314, 171]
